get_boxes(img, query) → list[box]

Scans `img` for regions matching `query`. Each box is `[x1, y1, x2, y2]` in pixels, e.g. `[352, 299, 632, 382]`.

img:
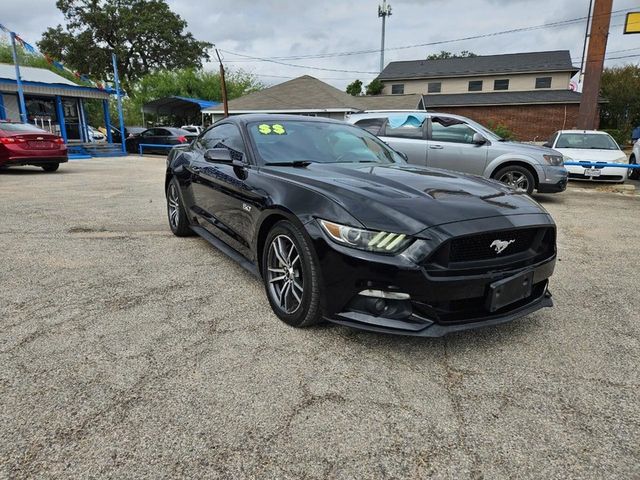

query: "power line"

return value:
[221, 7, 634, 64]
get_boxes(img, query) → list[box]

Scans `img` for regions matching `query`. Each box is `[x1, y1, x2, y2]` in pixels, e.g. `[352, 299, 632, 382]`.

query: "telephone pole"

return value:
[214, 47, 229, 118]
[577, 0, 612, 130]
[378, 1, 392, 73]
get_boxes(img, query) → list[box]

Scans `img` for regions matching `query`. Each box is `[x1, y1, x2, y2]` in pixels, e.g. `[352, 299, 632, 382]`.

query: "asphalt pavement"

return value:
[1, 157, 638, 479]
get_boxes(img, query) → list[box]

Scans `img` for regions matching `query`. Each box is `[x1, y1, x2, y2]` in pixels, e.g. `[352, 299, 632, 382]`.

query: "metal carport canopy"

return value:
[142, 96, 219, 115]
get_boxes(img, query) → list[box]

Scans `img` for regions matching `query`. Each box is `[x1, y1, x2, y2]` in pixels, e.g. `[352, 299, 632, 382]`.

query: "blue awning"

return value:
[143, 96, 220, 115]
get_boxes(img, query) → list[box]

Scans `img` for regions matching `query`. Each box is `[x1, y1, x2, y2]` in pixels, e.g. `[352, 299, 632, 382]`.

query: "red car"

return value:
[0, 121, 68, 172]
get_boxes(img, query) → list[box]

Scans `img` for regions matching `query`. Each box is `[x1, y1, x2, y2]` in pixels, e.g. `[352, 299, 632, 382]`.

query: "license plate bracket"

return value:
[486, 270, 534, 312]
[584, 168, 601, 177]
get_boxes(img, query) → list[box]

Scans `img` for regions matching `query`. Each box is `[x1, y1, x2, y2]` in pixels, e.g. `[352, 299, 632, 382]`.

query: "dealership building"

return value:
[0, 63, 115, 144]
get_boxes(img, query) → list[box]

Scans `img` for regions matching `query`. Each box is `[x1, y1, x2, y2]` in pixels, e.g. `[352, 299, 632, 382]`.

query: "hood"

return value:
[555, 148, 627, 163]
[500, 141, 558, 156]
[266, 163, 548, 235]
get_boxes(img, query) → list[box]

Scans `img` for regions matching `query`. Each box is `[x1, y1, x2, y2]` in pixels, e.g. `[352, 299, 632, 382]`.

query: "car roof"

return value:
[347, 110, 472, 124]
[556, 130, 610, 135]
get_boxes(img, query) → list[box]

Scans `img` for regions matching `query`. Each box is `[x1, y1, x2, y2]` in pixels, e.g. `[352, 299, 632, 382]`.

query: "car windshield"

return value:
[556, 133, 619, 150]
[248, 120, 405, 165]
[0, 123, 45, 133]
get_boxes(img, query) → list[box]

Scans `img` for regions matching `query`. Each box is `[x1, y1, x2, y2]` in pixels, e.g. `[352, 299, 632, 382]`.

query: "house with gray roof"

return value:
[201, 75, 424, 123]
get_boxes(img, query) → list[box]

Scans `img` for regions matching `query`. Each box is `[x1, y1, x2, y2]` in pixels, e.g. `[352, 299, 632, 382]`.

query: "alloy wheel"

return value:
[267, 234, 304, 314]
[498, 171, 530, 192]
[168, 183, 180, 229]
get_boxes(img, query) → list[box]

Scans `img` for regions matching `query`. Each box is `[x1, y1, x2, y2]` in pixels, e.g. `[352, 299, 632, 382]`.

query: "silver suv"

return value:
[347, 111, 568, 195]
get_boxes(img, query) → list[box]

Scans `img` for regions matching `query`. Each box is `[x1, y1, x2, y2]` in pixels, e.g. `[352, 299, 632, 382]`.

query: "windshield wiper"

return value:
[265, 160, 313, 167]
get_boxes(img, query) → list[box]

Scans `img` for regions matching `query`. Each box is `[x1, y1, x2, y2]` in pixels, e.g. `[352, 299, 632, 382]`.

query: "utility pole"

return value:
[10, 32, 28, 123]
[577, 0, 612, 130]
[215, 47, 229, 118]
[378, 0, 392, 73]
[578, 0, 594, 89]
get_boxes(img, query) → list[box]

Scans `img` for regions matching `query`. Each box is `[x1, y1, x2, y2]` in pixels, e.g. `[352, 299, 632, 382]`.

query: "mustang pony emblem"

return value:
[490, 239, 515, 254]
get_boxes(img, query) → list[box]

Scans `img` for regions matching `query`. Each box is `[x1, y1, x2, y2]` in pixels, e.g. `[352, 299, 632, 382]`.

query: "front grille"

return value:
[424, 227, 555, 275]
[449, 228, 539, 262]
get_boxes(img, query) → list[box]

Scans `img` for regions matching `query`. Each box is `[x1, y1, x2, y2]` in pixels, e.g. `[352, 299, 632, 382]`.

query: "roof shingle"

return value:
[379, 50, 578, 80]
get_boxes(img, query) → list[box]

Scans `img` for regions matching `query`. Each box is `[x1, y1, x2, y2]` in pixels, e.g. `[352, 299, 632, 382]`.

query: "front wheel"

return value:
[628, 155, 639, 180]
[262, 220, 324, 328]
[41, 163, 59, 172]
[166, 178, 193, 237]
[494, 165, 535, 195]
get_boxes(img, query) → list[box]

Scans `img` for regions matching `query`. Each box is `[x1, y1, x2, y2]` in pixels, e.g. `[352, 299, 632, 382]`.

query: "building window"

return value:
[535, 76, 552, 89]
[427, 82, 441, 93]
[391, 84, 405, 95]
[493, 79, 509, 91]
[468, 80, 483, 92]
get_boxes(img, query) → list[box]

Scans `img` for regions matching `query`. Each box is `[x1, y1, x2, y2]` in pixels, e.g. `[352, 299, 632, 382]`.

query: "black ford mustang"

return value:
[165, 114, 556, 336]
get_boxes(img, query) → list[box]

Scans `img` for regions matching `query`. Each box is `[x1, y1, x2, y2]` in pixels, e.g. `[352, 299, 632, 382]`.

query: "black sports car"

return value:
[165, 115, 556, 336]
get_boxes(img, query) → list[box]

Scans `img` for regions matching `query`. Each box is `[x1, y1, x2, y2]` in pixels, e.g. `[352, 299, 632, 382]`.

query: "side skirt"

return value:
[190, 225, 261, 279]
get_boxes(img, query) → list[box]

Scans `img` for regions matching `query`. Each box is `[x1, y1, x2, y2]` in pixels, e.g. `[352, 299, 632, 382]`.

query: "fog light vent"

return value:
[359, 289, 410, 300]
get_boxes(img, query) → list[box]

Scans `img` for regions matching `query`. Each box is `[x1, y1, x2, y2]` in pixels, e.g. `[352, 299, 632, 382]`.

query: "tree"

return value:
[599, 64, 640, 138]
[426, 50, 477, 60]
[365, 79, 384, 96]
[38, 0, 211, 91]
[346, 79, 363, 96]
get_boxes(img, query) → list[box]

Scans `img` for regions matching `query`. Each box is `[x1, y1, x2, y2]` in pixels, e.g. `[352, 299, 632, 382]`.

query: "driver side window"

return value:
[431, 121, 477, 144]
[200, 124, 246, 162]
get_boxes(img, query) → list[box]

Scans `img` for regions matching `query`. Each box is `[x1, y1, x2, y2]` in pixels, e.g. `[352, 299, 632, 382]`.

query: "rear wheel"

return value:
[494, 165, 535, 195]
[41, 163, 59, 172]
[628, 155, 639, 180]
[166, 178, 193, 237]
[262, 220, 323, 328]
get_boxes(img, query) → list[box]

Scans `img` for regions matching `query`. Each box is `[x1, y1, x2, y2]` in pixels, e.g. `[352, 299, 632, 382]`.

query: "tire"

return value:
[41, 163, 59, 172]
[628, 155, 639, 180]
[166, 177, 193, 237]
[262, 220, 324, 328]
[493, 165, 536, 195]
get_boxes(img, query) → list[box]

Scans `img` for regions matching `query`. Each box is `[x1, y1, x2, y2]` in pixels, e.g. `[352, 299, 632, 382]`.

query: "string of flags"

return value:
[0, 22, 106, 90]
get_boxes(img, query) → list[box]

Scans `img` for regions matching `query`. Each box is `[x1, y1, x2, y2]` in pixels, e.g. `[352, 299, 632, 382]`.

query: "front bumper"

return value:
[306, 215, 556, 336]
[566, 164, 627, 183]
[537, 165, 568, 193]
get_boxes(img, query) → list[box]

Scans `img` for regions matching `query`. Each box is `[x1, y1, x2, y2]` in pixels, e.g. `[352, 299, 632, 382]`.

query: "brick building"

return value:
[376, 51, 604, 141]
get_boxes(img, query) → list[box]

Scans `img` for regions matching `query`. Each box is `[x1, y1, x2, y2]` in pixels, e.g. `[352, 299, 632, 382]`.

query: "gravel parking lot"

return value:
[1, 157, 639, 479]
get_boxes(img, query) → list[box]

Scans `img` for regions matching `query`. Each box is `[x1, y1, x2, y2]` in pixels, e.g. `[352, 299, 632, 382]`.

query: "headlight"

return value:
[612, 155, 628, 164]
[543, 154, 564, 166]
[319, 219, 412, 254]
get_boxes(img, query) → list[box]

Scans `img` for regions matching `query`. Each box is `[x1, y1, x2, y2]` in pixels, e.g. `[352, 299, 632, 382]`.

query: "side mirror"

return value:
[396, 150, 408, 161]
[472, 133, 487, 145]
[204, 148, 232, 163]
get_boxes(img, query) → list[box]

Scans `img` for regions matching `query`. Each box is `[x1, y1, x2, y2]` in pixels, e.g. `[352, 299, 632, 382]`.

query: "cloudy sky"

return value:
[3, 0, 640, 88]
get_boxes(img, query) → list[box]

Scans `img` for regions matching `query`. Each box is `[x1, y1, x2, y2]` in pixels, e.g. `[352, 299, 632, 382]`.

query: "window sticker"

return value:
[257, 123, 287, 135]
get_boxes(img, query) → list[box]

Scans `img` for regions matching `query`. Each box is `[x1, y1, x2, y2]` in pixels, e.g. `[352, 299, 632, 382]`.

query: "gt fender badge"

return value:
[242, 203, 252, 212]
[490, 239, 515, 254]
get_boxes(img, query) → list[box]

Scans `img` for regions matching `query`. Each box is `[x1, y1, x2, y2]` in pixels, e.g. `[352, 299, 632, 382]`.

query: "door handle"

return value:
[191, 165, 202, 173]
[429, 145, 444, 150]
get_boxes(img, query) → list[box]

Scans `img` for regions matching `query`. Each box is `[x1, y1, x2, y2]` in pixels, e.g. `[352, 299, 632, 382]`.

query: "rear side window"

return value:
[354, 118, 386, 135]
[383, 114, 425, 139]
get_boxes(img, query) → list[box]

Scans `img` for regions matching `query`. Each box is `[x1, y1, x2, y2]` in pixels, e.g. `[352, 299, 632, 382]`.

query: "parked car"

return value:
[181, 125, 203, 135]
[0, 121, 67, 172]
[626, 138, 639, 181]
[88, 126, 106, 143]
[125, 127, 197, 154]
[110, 126, 146, 144]
[165, 114, 557, 337]
[347, 111, 567, 195]
[545, 130, 628, 183]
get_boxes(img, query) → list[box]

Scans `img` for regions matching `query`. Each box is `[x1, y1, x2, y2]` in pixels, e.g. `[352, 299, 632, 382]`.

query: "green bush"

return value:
[487, 121, 516, 141]
[601, 128, 631, 147]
